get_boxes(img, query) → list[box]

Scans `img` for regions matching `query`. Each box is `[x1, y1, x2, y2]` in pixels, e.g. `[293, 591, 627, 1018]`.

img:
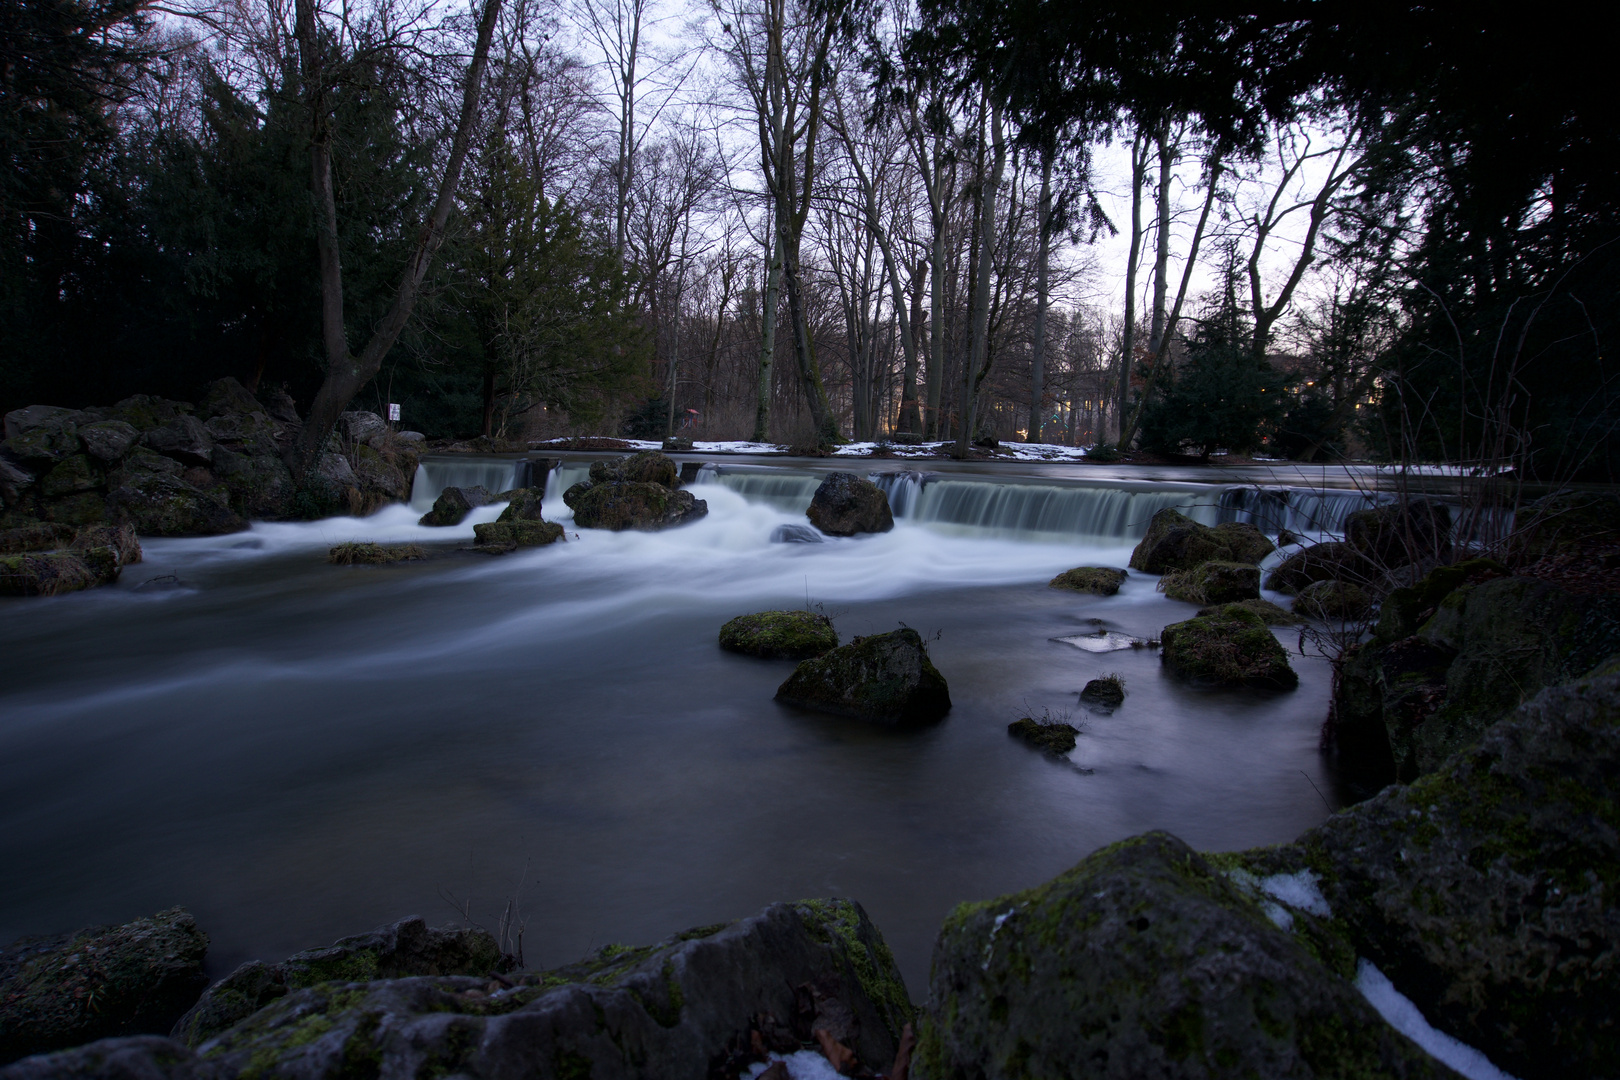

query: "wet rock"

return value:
[1293, 579, 1374, 621]
[561, 480, 592, 509]
[494, 488, 545, 522]
[1196, 597, 1301, 625]
[806, 472, 893, 537]
[1007, 716, 1079, 753]
[1128, 508, 1274, 574]
[0, 909, 208, 1064]
[918, 832, 1451, 1080]
[106, 473, 246, 537]
[1047, 566, 1127, 595]
[418, 485, 493, 527]
[589, 450, 681, 488]
[327, 542, 425, 565]
[0, 1035, 207, 1080]
[471, 519, 564, 549]
[1160, 559, 1261, 604]
[141, 417, 213, 467]
[1160, 606, 1298, 689]
[1263, 540, 1370, 595]
[719, 610, 839, 659]
[0, 550, 100, 596]
[769, 523, 824, 543]
[1240, 676, 1620, 1080]
[77, 421, 140, 463]
[1080, 675, 1126, 708]
[1344, 499, 1453, 567]
[776, 628, 950, 724]
[570, 481, 707, 531]
[186, 902, 908, 1080]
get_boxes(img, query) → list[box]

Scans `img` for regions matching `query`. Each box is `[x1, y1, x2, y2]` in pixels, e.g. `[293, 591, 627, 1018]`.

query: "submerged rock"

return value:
[1197, 597, 1301, 625]
[1128, 509, 1274, 574]
[1079, 675, 1126, 708]
[1160, 560, 1261, 604]
[917, 832, 1451, 1080]
[1160, 606, 1298, 689]
[1007, 717, 1079, 753]
[0, 908, 208, 1064]
[1047, 566, 1127, 595]
[327, 542, 425, 565]
[806, 472, 893, 537]
[769, 523, 824, 543]
[170, 916, 505, 1049]
[719, 610, 839, 660]
[776, 627, 950, 724]
[570, 481, 707, 531]
[418, 485, 493, 527]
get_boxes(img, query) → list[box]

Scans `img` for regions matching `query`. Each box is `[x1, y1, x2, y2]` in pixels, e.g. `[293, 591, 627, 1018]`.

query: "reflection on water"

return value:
[0, 482, 1336, 996]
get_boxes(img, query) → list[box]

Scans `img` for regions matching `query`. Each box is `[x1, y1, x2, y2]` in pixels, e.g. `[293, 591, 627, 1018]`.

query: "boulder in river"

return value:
[1160, 559, 1261, 604]
[1344, 499, 1453, 568]
[328, 542, 425, 565]
[570, 481, 707, 531]
[776, 627, 950, 724]
[1293, 578, 1374, 621]
[1196, 597, 1300, 625]
[1007, 716, 1079, 753]
[0, 549, 101, 596]
[806, 472, 893, 537]
[1047, 566, 1127, 595]
[472, 519, 564, 550]
[1160, 606, 1298, 689]
[917, 831, 1451, 1080]
[719, 610, 839, 659]
[589, 449, 681, 488]
[1264, 540, 1370, 595]
[1128, 508, 1274, 573]
[0, 908, 208, 1065]
[1079, 674, 1126, 708]
[418, 485, 493, 527]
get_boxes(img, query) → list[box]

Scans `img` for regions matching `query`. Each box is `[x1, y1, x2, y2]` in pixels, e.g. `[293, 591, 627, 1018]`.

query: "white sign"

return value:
[387, 403, 401, 422]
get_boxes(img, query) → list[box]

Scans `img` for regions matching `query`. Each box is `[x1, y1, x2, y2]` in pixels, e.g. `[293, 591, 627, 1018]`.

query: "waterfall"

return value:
[410, 457, 529, 510]
[1215, 486, 1385, 537]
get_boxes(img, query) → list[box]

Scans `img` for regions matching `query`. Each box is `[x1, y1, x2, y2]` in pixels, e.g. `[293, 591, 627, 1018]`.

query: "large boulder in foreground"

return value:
[917, 831, 1452, 1080]
[170, 917, 505, 1049]
[776, 627, 950, 724]
[0, 909, 208, 1064]
[570, 481, 707, 531]
[1160, 606, 1298, 689]
[719, 610, 839, 659]
[1239, 675, 1620, 1080]
[806, 472, 893, 537]
[1129, 508, 1273, 573]
[36, 901, 911, 1080]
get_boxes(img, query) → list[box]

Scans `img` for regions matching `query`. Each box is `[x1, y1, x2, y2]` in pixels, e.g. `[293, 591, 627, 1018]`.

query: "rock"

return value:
[1080, 675, 1126, 708]
[351, 445, 409, 510]
[1160, 560, 1261, 604]
[40, 492, 107, 527]
[917, 832, 1451, 1080]
[719, 610, 839, 659]
[589, 450, 681, 488]
[1007, 717, 1079, 753]
[170, 916, 507, 1049]
[208, 448, 294, 519]
[3, 406, 77, 443]
[806, 472, 893, 537]
[1344, 499, 1453, 567]
[140, 417, 213, 467]
[1240, 676, 1620, 1080]
[339, 411, 387, 447]
[418, 485, 493, 527]
[1128, 508, 1274, 574]
[495, 488, 545, 522]
[257, 388, 300, 427]
[471, 519, 564, 549]
[2, 407, 82, 463]
[107, 396, 190, 435]
[1515, 491, 1620, 558]
[395, 430, 425, 444]
[1048, 566, 1127, 595]
[769, 523, 824, 543]
[1263, 540, 1370, 595]
[106, 473, 247, 537]
[0, 458, 32, 505]
[40, 454, 99, 499]
[0, 550, 100, 596]
[0, 1035, 207, 1080]
[775, 628, 950, 724]
[77, 421, 140, 463]
[662, 436, 693, 451]
[184, 901, 908, 1080]
[327, 542, 425, 565]
[198, 378, 262, 418]
[72, 523, 142, 571]
[202, 413, 279, 458]
[1332, 636, 1454, 787]
[570, 481, 708, 531]
[114, 447, 182, 481]
[1160, 606, 1298, 689]
[0, 909, 208, 1064]
[1293, 579, 1374, 621]
[314, 452, 355, 490]
[561, 480, 592, 509]
[1196, 598, 1301, 625]
[0, 522, 75, 554]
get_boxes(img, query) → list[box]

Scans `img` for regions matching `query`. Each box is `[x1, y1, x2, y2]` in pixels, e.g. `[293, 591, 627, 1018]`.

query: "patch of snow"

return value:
[1356, 959, 1520, 1080]
[1054, 631, 1150, 653]
[744, 1050, 846, 1080]
[1259, 870, 1331, 917]
[1261, 901, 1293, 931]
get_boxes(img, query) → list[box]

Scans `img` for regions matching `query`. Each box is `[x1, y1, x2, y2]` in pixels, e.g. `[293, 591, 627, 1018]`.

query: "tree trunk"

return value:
[1114, 130, 1148, 447]
[954, 96, 1006, 459]
[898, 257, 925, 433]
[1147, 124, 1174, 355]
[287, 0, 504, 481]
[754, 223, 780, 442]
[481, 368, 496, 437]
[1029, 148, 1051, 443]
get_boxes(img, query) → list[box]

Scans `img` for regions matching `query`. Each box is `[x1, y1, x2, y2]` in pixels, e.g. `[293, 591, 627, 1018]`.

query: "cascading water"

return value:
[1215, 486, 1385, 536]
[410, 457, 528, 510]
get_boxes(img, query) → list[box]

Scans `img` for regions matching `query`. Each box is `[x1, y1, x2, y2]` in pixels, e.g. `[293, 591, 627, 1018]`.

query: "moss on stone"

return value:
[1048, 566, 1127, 595]
[1160, 560, 1261, 604]
[1160, 607, 1298, 689]
[471, 519, 564, 550]
[718, 610, 839, 659]
[1007, 717, 1079, 753]
[792, 899, 913, 1037]
[327, 542, 426, 566]
[1197, 598, 1300, 625]
[1293, 579, 1373, 621]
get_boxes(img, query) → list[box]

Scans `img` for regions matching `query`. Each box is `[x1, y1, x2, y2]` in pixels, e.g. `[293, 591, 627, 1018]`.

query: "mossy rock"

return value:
[0, 550, 101, 596]
[0, 522, 75, 554]
[806, 472, 894, 537]
[1197, 598, 1301, 626]
[39, 454, 99, 499]
[0, 908, 208, 1064]
[327, 542, 426, 565]
[719, 610, 839, 659]
[105, 472, 246, 537]
[1344, 500, 1452, 567]
[1008, 717, 1079, 753]
[1514, 491, 1620, 558]
[1048, 566, 1127, 595]
[1160, 607, 1298, 689]
[1211, 520, 1277, 565]
[1263, 540, 1370, 595]
[776, 627, 950, 724]
[1293, 579, 1373, 621]
[1161, 560, 1261, 604]
[588, 450, 680, 488]
[418, 485, 492, 527]
[570, 481, 707, 531]
[495, 488, 546, 522]
[916, 832, 1452, 1080]
[1374, 558, 1510, 644]
[1236, 675, 1620, 1079]
[471, 519, 564, 550]
[1129, 509, 1275, 574]
[1080, 675, 1126, 708]
[41, 491, 108, 527]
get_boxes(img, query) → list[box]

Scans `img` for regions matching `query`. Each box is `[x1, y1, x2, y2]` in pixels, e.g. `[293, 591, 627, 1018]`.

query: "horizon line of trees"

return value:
[2, 0, 1614, 478]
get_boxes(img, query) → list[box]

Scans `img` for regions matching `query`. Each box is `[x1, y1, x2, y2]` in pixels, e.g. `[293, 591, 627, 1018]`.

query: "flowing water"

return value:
[0, 460, 1349, 996]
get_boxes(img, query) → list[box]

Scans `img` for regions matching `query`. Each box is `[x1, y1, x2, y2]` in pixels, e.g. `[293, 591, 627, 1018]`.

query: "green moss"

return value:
[1159, 561, 1260, 604]
[472, 519, 564, 549]
[1160, 608, 1298, 689]
[287, 950, 380, 989]
[719, 610, 839, 659]
[792, 899, 914, 1034]
[1047, 566, 1127, 595]
[328, 542, 426, 565]
[1197, 598, 1301, 625]
[1007, 717, 1079, 753]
